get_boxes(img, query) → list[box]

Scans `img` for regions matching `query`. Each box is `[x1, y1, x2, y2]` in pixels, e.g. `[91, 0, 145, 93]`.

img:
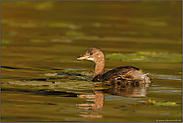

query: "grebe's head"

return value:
[77, 46, 104, 63]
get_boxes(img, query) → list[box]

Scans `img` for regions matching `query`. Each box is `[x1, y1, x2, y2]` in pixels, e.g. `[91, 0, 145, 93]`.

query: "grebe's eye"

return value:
[89, 52, 93, 55]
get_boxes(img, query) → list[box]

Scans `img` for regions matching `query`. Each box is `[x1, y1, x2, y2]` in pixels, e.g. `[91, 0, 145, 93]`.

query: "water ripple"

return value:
[150, 74, 182, 81]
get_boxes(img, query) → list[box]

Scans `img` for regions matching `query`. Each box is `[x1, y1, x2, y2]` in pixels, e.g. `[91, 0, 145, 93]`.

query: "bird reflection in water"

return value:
[77, 90, 104, 118]
[77, 82, 151, 118]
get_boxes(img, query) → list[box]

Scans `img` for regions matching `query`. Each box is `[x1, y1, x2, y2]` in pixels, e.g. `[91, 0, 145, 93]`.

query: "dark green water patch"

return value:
[1, 65, 32, 70]
[1, 85, 78, 97]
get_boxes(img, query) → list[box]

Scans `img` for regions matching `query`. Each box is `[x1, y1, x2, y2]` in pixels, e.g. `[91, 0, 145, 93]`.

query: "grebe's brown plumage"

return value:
[77, 47, 151, 84]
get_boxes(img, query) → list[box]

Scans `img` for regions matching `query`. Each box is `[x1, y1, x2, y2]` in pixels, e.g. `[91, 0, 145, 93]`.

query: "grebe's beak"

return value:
[77, 55, 89, 60]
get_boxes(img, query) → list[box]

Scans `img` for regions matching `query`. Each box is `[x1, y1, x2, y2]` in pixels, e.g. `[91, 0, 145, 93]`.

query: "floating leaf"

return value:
[153, 102, 181, 106]
[148, 99, 181, 106]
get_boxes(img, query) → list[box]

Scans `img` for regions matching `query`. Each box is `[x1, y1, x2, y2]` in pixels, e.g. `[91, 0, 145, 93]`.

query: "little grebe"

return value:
[77, 47, 151, 84]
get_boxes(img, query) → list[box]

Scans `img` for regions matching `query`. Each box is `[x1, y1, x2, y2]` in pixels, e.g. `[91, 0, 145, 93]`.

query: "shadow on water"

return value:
[2, 86, 78, 97]
[1, 65, 32, 70]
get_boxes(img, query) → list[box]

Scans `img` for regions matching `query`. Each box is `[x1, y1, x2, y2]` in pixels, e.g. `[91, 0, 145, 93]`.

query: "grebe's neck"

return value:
[92, 54, 105, 79]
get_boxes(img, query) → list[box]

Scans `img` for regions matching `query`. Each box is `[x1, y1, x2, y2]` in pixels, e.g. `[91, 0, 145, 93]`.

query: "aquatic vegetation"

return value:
[131, 99, 181, 107]
[106, 52, 182, 62]
[4, 71, 93, 91]
[5, 80, 94, 91]
[148, 99, 181, 107]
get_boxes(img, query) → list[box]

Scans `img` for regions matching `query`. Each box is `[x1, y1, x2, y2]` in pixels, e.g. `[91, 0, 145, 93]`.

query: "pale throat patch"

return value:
[87, 57, 94, 61]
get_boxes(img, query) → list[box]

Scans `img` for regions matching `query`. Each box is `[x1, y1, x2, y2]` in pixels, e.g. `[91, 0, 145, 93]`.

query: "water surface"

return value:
[1, 1, 182, 122]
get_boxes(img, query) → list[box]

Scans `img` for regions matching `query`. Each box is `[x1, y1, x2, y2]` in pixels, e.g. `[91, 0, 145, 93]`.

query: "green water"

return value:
[1, 1, 182, 122]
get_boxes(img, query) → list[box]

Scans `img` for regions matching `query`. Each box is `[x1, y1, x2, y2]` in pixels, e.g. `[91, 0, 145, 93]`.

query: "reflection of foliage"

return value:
[65, 30, 83, 36]
[130, 20, 167, 26]
[33, 1, 54, 10]
[30, 39, 47, 43]
[2, 31, 18, 36]
[1, 19, 80, 30]
[106, 52, 182, 62]
[1, 39, 11, 44]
